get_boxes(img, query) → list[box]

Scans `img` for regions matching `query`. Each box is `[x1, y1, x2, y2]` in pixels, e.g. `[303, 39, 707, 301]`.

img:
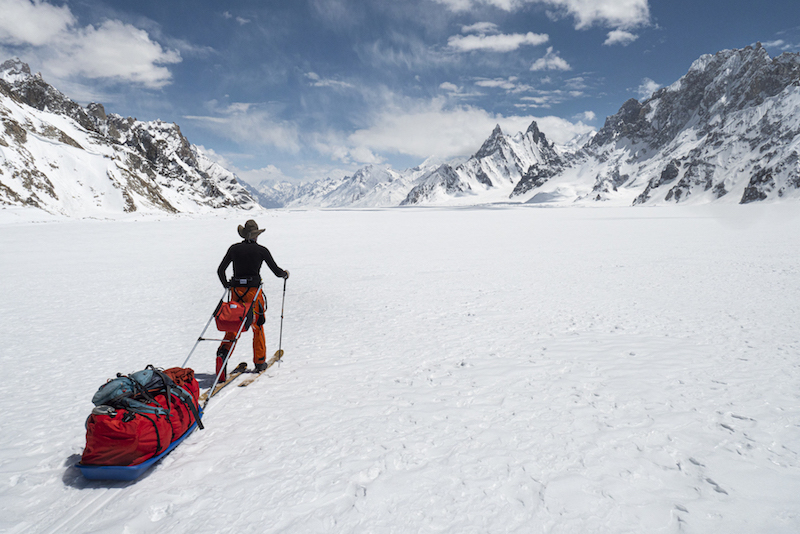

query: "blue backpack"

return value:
[92, 365, 204, 429]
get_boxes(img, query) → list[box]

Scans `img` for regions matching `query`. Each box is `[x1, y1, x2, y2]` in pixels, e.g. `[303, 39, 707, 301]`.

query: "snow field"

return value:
[1, 205, 800, 533]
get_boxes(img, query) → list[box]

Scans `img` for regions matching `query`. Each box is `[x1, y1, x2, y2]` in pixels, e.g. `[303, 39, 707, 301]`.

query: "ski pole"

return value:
[182, 287, 228, 368]
[274, 278, 287, 361]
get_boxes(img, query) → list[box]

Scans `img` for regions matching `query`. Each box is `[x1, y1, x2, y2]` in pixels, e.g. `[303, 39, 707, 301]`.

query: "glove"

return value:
[256, 314, 265, 326]
[283, 270, 290, 280]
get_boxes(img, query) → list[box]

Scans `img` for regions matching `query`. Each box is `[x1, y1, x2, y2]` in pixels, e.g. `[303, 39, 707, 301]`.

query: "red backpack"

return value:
[214, 291, 254, 332]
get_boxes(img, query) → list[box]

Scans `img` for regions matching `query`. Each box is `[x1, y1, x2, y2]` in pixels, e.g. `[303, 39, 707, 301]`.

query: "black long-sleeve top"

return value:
[217, 240, 286, 286]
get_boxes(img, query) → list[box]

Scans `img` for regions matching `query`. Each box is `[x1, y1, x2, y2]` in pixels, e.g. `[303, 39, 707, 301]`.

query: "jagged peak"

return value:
[525, 120, 549, 146]
[474, 124, 507, 159]
[0, 57, 35, 84]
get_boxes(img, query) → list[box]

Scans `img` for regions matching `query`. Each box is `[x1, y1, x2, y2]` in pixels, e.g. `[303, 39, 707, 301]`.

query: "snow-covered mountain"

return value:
[0, 59, 258, 217]
[512, 44, 800, 205]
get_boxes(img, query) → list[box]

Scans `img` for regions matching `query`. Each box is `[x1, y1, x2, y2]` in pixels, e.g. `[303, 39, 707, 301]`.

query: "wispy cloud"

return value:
[530, 47, 570, 71]
[0, 0, 180, 88]
[761, 39, 800, 52]
[184, 102, 301, 153]
[461, 22, 500, 34]
[448, 31, 548, 52]
[223, 11, 252, 25]
[518, 90, 565, 108]
[306, 72, 356, 90]
[474, 76, 533, 93]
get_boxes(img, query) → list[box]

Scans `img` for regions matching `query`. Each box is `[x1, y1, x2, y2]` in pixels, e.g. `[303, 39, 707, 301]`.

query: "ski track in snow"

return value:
[1, 205, 800, 533]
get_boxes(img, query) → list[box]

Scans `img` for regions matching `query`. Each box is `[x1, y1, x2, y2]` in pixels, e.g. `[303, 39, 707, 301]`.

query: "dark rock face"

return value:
[474, 125, 506, 160]
[633, 160, 681, 205]
[400, 164, 466, 205]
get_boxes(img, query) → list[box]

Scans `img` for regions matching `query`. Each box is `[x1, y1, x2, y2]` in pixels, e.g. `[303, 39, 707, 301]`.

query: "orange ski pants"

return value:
[218, 287, 267, 365]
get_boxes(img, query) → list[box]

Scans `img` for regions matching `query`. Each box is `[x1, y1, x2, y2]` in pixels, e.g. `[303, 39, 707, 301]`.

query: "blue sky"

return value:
[1, 0, 799, 185]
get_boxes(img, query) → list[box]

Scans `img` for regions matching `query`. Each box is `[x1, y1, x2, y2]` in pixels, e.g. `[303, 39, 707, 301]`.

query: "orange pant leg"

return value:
[218, 288, 266, 366]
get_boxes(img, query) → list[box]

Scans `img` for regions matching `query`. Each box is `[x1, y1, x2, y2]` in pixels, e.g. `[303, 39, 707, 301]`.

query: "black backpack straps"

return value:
[139, 413, 162, 454]
[150, 368, 173, 415]
[232, 287, 246, 302]
[172, 386, 205, 430]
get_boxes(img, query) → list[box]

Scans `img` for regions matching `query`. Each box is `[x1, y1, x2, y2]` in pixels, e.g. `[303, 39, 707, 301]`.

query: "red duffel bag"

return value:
[152, 393, 194, 439]
[163, 367, 200, 402]
[81, 407, 174, 466]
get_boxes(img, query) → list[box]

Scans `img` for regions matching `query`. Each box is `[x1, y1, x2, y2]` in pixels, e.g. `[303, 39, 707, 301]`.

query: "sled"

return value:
[76, 409, 202, 481]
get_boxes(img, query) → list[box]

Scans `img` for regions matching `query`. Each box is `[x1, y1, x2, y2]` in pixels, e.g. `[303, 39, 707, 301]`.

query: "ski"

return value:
[199, 362, 248, 401]
[238, 350, 284, 387]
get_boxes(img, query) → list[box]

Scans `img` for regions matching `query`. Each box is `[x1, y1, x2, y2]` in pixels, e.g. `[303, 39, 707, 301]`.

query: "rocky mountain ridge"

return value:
[0, 58, 257, 216]
[510, 44, 800, 205]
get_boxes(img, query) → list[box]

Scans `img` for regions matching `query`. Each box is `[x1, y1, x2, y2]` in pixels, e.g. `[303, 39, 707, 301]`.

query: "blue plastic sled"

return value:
[76, 412, 203, 481]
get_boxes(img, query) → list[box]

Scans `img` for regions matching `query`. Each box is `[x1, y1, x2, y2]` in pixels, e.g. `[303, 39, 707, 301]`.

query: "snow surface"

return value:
[2, 205, 800, 533]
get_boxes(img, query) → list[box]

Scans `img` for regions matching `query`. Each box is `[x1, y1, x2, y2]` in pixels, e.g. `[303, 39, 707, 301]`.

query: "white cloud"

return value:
[636, 77, 660, 99]
[604, 29, 638, 46]
[532, 115, 595, 145]
[761, 39, 800, 51]
[45, 20, 180, 88]
[440, 82, 461, 92]
[530, 47, 571, 71]
[474, 76, 532, 93]
[0, 0, 74, 46]
[475, 77, 518, 90]
[235, 165, 294, 186]
[345, 95, 592, 160]
[448, 31, 549, 52]
[434, 0, 520, 11]
[0, 0, 180, 88]
[544, 0, 650, 30]
[435, 0, 651, 30]
[573, 110, 596, 122]
[184, 102, 301, 153]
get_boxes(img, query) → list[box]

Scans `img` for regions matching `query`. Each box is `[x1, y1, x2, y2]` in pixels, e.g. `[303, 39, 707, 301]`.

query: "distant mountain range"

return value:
[2, 43, 799, 216]
[262, 43, 800, 208]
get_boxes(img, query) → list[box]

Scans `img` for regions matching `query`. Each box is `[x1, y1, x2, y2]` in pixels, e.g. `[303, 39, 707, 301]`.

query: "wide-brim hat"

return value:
[238, 219, 266, 240]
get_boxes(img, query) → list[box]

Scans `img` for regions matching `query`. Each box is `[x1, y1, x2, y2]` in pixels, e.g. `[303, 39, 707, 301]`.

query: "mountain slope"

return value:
[0, 59, 258, 217]
[512, 44, 800, 205]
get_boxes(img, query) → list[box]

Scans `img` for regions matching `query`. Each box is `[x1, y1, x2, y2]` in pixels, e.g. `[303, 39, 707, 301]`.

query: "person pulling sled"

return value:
[216, 219, 289, 380]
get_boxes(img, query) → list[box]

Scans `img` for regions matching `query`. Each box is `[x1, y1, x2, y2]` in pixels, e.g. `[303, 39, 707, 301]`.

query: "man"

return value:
[216, 219, 289, 380]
